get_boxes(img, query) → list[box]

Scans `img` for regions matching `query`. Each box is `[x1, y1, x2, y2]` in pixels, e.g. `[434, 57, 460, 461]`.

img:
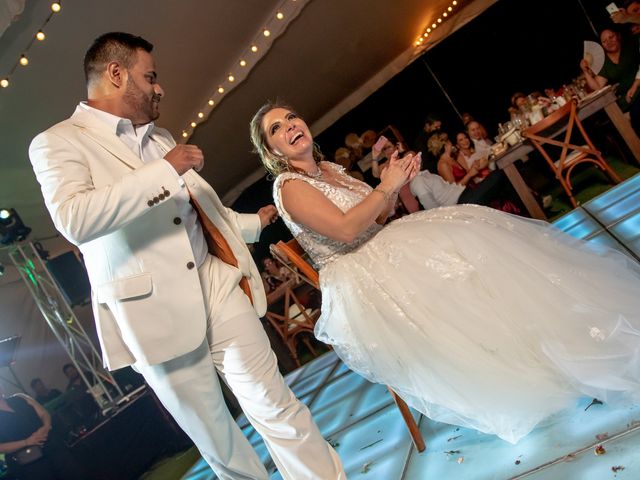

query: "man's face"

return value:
[467, 122, 483, 140]
[33, 381, 46, 396]
[65, 366, 80, 381]
[122, 49, 164, 125]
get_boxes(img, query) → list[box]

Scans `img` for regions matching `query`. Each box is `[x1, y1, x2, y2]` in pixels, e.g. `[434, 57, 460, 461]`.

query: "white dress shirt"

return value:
[78, 102, 208, 267]
[409, 170, 465, 211]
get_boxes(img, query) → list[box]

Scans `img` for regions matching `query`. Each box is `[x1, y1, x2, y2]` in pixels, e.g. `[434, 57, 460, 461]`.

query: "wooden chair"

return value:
[264, 278, 321, 368]
[270, 239, 426, 453]
[522, 99, 622, 208]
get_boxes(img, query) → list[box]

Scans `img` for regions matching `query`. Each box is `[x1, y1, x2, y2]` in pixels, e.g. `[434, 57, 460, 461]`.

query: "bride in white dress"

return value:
[249, 102, 640, 444]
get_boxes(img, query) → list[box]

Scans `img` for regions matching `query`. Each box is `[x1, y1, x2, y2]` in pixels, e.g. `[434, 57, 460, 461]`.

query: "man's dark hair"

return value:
[62, 363, 75, 374]
[30, 377, 43, 389]
[84, 32, 153, 85]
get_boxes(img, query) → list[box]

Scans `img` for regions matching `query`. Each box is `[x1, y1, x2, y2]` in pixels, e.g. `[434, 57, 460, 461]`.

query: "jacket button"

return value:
[153, 197, 160, 204]
[173, 217, 182, 225]
[147, 200, 154, 207]
[158, 193, 165, 200]
[186, 261, 195, 270]
[162, 187, 170, 197]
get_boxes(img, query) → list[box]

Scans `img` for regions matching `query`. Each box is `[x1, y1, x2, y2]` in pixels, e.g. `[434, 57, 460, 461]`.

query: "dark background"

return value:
[234, 0, 629, 263]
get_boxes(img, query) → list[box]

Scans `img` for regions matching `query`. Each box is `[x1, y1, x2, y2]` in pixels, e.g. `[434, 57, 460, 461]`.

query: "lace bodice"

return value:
[273, 162, 383, 269]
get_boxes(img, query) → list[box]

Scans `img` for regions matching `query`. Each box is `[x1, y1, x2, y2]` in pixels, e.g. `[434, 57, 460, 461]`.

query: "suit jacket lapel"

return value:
[70, 106, 144, 169]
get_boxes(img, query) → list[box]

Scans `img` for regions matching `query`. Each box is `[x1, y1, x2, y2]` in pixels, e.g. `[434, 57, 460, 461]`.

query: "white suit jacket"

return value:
[29, 105, 267, 370]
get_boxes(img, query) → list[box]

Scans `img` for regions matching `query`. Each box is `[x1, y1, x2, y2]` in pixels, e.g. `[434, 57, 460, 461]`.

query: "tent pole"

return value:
[576, 0, 598, 37]
[420, 57, 462, 121]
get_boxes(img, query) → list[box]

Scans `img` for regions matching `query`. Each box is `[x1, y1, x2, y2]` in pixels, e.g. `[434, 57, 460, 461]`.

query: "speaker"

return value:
[47, 252, 91, 307]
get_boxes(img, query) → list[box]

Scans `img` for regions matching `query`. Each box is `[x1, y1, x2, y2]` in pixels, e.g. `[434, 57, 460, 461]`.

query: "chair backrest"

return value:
[522, 99, 599, 169]
[270, 239, 319, 289]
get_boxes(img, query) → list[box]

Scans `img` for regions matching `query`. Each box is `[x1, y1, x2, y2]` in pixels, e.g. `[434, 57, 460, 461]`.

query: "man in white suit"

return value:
[29, 32, 344, 480]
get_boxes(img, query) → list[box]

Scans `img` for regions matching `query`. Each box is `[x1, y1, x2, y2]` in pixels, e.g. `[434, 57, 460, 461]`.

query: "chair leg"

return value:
[387, 387, 426, 452]
[302, 337, 318, 358]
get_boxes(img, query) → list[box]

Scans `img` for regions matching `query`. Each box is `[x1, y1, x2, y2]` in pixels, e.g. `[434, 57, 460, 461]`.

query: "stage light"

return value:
[0, 208, 31, 245]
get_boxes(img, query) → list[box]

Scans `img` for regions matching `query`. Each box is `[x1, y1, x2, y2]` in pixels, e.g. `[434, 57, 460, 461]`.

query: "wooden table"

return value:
[495, 87, 640, 220]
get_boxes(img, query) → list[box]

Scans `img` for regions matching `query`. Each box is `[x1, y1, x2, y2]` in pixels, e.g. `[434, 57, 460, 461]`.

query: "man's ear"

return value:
[106, 61, 125, 88]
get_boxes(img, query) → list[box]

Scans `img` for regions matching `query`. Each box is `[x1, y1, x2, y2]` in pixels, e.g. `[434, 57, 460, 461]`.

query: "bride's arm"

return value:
[282, 156, 417, 243]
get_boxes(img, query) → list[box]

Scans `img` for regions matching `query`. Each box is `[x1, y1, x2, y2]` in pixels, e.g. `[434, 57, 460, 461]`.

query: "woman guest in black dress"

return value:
[0, 385, 87, 480]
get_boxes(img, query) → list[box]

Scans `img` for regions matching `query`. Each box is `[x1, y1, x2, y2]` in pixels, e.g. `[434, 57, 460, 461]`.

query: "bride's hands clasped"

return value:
[380, 151, 421, 192]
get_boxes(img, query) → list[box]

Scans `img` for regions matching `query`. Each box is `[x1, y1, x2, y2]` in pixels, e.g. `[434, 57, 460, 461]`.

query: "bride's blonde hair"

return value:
[250, 101, 324, 176]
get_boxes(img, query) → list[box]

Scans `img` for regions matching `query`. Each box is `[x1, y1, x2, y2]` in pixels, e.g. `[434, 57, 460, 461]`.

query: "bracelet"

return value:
[372, 186, 391, 202]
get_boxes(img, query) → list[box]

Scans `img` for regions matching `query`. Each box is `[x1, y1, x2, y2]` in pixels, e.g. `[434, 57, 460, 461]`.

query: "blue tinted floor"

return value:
[182, 174, 640, 480]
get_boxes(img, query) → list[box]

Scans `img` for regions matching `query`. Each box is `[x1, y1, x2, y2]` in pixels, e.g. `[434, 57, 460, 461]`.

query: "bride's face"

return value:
[262, 108, 314, 161]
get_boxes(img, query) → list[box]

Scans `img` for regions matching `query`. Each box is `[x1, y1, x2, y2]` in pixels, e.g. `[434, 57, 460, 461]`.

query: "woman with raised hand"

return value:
[250, 101, 640, 444]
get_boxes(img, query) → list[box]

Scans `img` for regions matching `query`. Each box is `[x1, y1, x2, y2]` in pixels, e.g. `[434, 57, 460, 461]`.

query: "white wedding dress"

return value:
[273, 162, 640, 443]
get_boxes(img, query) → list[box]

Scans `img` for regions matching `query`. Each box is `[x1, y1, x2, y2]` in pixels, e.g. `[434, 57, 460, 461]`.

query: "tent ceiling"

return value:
[0, 0, 490, 246]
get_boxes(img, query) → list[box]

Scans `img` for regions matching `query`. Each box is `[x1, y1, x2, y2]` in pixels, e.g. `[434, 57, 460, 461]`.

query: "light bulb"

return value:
[197, 112, 204, 118]
[208, 99, 214, 106]
[432, 23, 437, 28]
[276, 12, 284, 20]
[452, 0, 458, 5]
[19, 55, 29, 66]
[182, 131, 188, 138]
[448, 6, 453, 11]
[251, 45, 258, 53]
[240, 60, 246, 67]
[51, 2, 61, 12]
[228, 74, 235, 82]
[0, 78, 8, 88]
[437, 18, 442, 23]
[427, 28, 431, 33]
[218, 86, 224, 94]
[36, 31, 46, 41]
[423, 33, 428, 37]
[190, 122, 197, 128]
[263, 29, 271, 37]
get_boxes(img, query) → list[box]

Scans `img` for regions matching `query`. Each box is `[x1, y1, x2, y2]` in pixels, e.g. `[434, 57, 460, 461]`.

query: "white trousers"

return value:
[136, 255, 345, 479]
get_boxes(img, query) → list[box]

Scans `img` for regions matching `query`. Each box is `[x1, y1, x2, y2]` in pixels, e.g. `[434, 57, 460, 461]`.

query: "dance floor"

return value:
[182, 173, 640, 480]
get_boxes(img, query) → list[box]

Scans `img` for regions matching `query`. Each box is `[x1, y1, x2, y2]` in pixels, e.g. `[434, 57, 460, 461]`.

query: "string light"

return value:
[1, 2, 63, 90]
[415, 1, 461, 49]
[182, 0, 308, 140]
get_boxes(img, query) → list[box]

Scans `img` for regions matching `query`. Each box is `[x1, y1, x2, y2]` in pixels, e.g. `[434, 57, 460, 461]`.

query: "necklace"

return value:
[305, 167, 322, 179]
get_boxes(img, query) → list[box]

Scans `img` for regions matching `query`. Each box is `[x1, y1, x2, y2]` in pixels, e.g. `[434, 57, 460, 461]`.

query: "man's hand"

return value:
[25, 429, 48, 446]
[164, 145, 204, 175]
[257, 205, 278, 229]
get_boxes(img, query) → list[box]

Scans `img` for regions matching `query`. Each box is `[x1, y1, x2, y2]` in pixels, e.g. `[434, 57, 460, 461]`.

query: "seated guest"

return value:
[455, 131, 492, 181]
[371, 136, 420, 214]
[29, 379, 61, 406]
[261, 256, 293, 294]
[412, 114, 443, 172]
[0, 384, 88, 480]
[410, 168, 507, 211]
[580, 28, 640, 133]
[508, 92, 528, 118]
[466, 120, 493, 155]
[433, 133, 486, 186]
